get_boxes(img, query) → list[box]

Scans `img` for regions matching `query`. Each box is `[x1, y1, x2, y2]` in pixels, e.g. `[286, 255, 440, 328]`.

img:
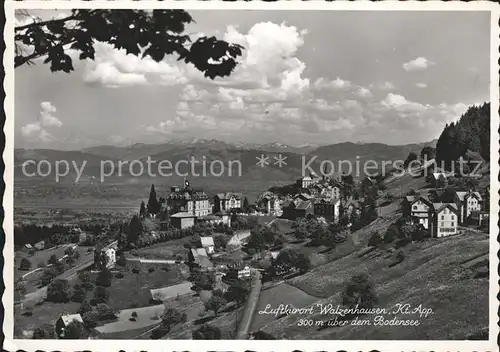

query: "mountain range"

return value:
[15, 138, 437, 180]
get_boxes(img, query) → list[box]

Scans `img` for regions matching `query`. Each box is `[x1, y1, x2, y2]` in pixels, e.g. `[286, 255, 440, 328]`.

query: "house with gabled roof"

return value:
[55, 313, 84, 337]
[189, 248, 214, 270]
[454, 190, 483, 224]
[200, 236, 215, 254]
[430, 203, 459, 238]
[431, 172, 450, 188]
[213, 192, 243, 213]
[403, 195, 432, 229]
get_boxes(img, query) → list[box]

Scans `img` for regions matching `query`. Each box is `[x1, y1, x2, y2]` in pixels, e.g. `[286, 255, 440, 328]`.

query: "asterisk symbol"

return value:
[274, 154, 287, 167]
[256, 154, 270, 168]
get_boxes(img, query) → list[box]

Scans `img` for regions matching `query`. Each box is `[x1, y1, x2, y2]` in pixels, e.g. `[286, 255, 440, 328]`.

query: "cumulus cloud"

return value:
[372, 81, 396, 90]
[21, 101, 63, 142]
[416, 82, 428, 88]
[83, 42, 188, 88]
[403, 57, 434, 72]
[313, 77, 351, 90]
[356, 87, 373, 98]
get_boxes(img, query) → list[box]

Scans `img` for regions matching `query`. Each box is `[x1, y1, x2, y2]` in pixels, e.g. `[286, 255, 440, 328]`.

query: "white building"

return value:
[430, 203, 459, 238]
[200, 236, 215, 254]
[404, 195, 432, 229]
[454, 190, 482, 224]
[213, 192, 243, 213]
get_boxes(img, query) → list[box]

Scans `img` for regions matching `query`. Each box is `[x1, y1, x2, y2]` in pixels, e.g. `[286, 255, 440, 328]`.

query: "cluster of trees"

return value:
[270, 248, 311, 276]
[436, 102, 490, 168]
[368, 216, 428, 248]
[292, 218, 346, 247]
[246, 225, 277, 253]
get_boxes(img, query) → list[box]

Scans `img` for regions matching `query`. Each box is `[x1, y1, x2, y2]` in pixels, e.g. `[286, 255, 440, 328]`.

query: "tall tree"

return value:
[128, 215, 141, 244]
[15, 10, 243, 79]
[139, 201, 146, 218]
[147, 184, 160, 215]
[242, 197, 250, 213]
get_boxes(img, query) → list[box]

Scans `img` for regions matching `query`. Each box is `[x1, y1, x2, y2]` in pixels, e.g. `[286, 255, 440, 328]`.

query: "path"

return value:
[126, 257, 178, 264]
[235, 269, 262, 339]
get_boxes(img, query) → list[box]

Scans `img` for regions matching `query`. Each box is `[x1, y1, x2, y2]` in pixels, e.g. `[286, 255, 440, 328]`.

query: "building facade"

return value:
[454, 190, 482, 224]
[213, 192, 243, 213]
[167, 185, 211, 217]
[313, 198, 340, 223]
[430, 203, 459, 238]
[403, 195, 432, 229]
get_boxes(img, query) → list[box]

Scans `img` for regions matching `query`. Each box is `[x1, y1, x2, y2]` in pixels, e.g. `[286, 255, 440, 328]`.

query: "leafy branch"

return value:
[14, 9, 244, 79]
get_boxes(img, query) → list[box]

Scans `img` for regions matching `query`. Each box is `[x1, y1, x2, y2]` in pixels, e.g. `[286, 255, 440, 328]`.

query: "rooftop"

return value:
[59, 313, 84, 326]
[170, 212, 196, 218]
[150, 282, 193, 301]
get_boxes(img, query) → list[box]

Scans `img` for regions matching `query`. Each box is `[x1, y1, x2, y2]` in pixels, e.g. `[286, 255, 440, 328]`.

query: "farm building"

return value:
[149, 282, 193, 302]
[55, 313, 84, 337]
[190, 248, 214, 270]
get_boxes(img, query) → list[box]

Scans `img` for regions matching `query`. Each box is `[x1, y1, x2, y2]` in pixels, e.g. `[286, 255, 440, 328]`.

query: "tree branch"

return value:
[15, 14, 78, 32]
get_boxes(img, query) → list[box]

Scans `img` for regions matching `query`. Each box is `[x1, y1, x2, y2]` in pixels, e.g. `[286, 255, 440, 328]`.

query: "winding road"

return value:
[235, 269, 262, 339]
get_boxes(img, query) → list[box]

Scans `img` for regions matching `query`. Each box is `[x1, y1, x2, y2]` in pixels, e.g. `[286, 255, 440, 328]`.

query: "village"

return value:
[13, 148, 490, 340]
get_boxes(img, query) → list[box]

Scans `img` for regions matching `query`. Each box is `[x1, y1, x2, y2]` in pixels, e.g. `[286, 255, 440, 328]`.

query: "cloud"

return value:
[313, 77, 351, 90]
[371, 81, 396, 90]
[403, 57, 434, 72]
[380, 93, 428, 112]
[83, 43, 188, 88]
[416, 82, 428, 88]
[21, 101, 63, 142]
[356, 87, 373, 98]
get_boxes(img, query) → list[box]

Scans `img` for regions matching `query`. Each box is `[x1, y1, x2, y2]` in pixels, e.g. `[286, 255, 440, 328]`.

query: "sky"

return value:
[15, 10, 491, 150]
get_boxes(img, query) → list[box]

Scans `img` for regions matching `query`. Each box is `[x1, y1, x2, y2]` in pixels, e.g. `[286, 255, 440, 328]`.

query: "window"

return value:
[441, 222, 444, 227]
[413, 205, 417, 210]
[451, 222, 454, 226]
[441, 215, 444, 220]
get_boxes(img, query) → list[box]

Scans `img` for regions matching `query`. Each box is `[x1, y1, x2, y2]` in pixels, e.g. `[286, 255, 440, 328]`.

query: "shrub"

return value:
[32, 325, 55, 339]
[46, 279, 70, 303]
[341, 273, 377, 312]
[148, 267, 155, 273]
[192, 324, 221, 340]
[131, 311, 138, 318]
[368, 231, 383, 247]
[115, 272, 124, 279]
[19, 258, 32, 271]
[95, 268, 113, 287]
[22, 306, 33, 316]
[82, 310, 99, 328]
[116, 255, 127, 266]
[395, 250, 405, 263]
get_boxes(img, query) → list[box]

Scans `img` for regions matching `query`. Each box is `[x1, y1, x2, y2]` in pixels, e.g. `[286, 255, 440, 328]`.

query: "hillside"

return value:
[252, 230, 488, 339]
[308, 140, 437, 174]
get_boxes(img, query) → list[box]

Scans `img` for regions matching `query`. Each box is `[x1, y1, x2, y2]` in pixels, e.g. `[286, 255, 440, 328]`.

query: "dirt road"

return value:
[235, 270, 262, 339]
